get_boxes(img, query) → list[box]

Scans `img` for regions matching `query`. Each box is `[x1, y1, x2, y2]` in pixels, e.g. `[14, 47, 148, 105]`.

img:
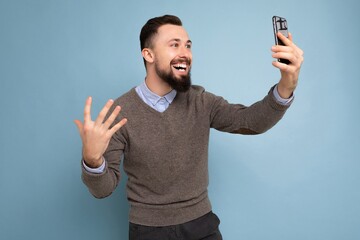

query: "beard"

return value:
[155, 60, 192, 92]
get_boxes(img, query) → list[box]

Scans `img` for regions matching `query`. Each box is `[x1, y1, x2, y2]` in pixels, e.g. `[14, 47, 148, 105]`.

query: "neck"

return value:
[145, 72, 172, 97]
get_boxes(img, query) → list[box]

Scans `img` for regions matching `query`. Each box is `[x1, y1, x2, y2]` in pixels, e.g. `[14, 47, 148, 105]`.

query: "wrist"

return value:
[277, 82, 295, 99]
[84, 156, 103, 168]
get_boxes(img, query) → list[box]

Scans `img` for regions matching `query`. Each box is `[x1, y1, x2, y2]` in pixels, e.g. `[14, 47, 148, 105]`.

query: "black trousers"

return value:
[129, 211, 223, 240]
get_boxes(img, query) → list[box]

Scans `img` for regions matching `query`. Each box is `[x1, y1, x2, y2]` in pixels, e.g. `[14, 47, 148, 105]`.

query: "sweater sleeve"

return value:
[208, 85, 292, 135]
[81, 115, 127, 199]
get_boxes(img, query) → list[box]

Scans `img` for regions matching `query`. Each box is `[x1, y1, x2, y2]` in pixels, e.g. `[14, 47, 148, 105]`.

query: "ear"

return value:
[142, 48, 154, 64]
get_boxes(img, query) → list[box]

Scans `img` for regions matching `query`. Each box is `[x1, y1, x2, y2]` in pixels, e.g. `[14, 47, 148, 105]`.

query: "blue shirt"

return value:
[135, 81, 177, 112]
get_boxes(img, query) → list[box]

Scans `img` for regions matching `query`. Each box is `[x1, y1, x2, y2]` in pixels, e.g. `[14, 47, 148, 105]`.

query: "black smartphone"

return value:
[272, 16, 290, 64]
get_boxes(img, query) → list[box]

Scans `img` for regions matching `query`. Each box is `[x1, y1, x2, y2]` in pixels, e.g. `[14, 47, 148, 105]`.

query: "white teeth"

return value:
[174, 63, 187, 68]
[173, 63, 187, 72]
[175, 64, 186, 67]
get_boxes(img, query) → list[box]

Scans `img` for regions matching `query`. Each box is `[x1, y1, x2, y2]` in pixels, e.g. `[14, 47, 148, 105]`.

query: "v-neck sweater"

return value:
[81, 85, 292, 226]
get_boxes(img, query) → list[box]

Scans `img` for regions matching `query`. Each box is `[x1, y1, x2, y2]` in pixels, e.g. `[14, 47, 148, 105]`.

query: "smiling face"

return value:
[146, 24, 193, 92]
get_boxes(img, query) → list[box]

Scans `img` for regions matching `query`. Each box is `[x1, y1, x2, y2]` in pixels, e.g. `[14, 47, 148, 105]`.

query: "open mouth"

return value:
[172, 63, 187, 72]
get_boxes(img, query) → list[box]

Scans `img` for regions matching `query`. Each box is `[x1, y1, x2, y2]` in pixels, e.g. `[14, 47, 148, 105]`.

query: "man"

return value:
[74, 15, 303, 240]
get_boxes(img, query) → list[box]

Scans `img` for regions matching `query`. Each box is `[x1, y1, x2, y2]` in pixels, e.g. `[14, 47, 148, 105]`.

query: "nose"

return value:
[178, 45, 192, 61]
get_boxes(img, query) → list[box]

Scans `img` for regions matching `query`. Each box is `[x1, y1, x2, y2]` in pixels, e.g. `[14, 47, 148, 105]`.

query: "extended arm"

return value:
[74, 97, 127, 198]
[272, 32, 304, 98]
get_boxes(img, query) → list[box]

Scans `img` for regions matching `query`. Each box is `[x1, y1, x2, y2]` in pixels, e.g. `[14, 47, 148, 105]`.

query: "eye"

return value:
[171, 43, 179, 48]
[186, 43, 192, 49]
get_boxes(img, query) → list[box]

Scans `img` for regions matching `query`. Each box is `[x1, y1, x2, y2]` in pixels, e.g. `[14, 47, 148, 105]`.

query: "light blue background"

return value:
[1, 0, 359, 239]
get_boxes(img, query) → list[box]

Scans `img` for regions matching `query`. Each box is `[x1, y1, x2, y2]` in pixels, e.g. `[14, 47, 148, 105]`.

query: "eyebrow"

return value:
[169, 38, 192, 44]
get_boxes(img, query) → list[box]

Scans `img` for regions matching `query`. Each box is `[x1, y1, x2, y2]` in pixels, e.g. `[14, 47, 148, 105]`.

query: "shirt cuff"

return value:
[83, 157, 105, 174]
[273, 85, 294, 106]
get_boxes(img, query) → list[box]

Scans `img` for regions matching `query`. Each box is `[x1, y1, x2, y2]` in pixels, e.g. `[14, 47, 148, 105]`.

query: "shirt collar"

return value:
[139, 81, 177, 106]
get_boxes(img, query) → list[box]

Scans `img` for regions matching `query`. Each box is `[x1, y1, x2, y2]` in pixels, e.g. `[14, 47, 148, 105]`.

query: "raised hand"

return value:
[74, 97, 127, 168]
[271, 32, 304, 98]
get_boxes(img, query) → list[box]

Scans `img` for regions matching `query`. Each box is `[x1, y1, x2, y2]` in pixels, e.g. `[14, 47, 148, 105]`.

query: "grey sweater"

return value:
[81, 85, 291, 226]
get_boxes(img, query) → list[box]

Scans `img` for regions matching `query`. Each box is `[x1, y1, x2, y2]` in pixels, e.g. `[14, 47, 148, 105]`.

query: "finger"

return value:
[103, 105, 121, 129]
[95, 99, 114, 126]
[74, 119, 84, 136]
[273, 37, 302, 57]
[272, 60, 290, 71]
[84, 96, 92, 123]
[295, 45, 304, 57]
[277, 32, 293, 46]
[287, 37, 303, 57]
[273, 46, 303, 67]
[271, 45, 292, 53]
[272, 51, 293, 62]
[108, 118, 128, 136]
[288, 32, 293, 42]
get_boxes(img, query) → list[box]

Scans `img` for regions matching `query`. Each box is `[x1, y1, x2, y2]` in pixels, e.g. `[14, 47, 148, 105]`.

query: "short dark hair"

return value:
[140, 15, 182, 66]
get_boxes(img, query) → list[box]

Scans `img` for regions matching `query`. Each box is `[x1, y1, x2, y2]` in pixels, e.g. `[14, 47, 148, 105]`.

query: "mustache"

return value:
[170, 58, 191, 65]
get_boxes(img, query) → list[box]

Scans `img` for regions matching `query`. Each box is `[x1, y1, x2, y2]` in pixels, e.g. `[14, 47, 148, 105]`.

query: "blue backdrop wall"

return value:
[1, 0, 359, 239]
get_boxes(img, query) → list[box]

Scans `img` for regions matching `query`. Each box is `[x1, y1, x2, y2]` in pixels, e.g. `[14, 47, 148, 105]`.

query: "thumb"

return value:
[74, 119, 84, 136]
